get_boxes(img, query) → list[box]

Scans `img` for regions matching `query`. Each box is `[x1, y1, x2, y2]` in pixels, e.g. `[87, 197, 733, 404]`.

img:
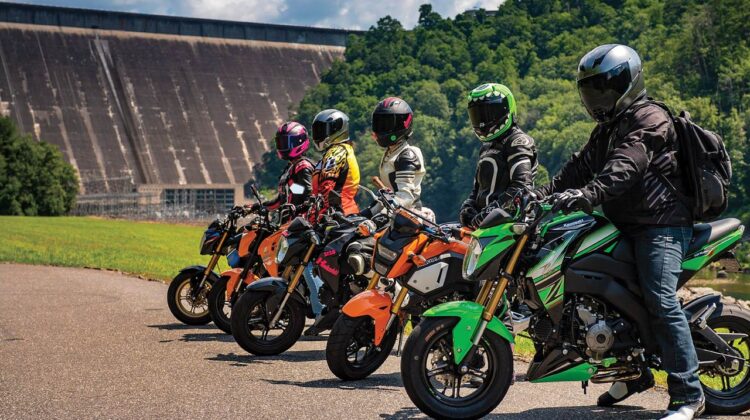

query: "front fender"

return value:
[246, 277, 306, 308]
[220, 268, 260, 300]
[180, 265, 220, 287]
[342, 290, 393, 346]
[423, 300, 514, 365]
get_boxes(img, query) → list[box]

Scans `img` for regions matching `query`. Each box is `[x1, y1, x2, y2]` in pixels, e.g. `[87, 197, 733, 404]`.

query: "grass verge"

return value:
[0, 216, 206, 281]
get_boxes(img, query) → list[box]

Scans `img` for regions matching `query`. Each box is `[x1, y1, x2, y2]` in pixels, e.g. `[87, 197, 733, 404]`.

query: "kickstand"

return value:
[581, 380, 588, 395]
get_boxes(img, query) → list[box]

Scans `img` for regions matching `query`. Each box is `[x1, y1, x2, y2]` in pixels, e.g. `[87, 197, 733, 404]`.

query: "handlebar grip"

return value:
[371, 176, 387, 190]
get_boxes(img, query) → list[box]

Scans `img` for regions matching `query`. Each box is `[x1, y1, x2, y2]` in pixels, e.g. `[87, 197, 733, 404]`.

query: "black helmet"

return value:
[311, 109, 349, 151]
[577, 44, 646, 123]
[372, 97, 414, 148]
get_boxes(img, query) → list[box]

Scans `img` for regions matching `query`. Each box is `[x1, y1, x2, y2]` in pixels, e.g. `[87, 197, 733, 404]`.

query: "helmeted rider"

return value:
[249, 122, 313, 217]
[360, 97, 434, 222]
[534, 45, 703, 420]
[459, 83, 538, 228]
[310, 109, 361, 217]
[303, 109, 360, 336]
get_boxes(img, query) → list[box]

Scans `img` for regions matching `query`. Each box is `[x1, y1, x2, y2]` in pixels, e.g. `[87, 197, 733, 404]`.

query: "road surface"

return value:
[0, 264, 742, 419]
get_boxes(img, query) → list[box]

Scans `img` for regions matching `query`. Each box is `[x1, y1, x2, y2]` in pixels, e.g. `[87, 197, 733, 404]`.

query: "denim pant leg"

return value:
[631, 226, 703, 403]
[302, 263, 324, 317]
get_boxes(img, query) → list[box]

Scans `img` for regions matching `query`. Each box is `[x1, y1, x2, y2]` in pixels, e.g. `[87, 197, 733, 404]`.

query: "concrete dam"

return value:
[0, 3, 353, 215]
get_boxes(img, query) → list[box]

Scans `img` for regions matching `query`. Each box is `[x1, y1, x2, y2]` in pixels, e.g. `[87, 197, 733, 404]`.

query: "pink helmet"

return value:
[275, 121, 310, 160]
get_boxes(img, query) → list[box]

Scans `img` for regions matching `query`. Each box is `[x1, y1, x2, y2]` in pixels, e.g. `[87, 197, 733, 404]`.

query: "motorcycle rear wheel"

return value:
[167, 271, 213, 325]
[699, 304, 750, 415]
[326, 314, 398, 380]
[230, 291, 305, 356]
[400, 317, 513, 419]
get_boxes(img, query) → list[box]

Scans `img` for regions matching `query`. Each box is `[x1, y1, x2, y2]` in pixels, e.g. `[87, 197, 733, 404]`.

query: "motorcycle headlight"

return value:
[463, 238, 483, 279]
[276, 237, 289, 264]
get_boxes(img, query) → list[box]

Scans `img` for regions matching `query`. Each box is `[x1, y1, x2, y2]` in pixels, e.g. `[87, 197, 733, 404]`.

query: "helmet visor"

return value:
[468, 100, 510, 138]
[578, 63, 632, 122]
[275, 132, 305, 152]
[311, 118, 343, 142]
[372, 113, 411, 134]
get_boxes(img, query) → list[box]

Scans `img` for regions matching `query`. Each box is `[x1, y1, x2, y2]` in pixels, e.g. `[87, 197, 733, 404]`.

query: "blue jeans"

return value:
[302, 263, 324, 317]
[630, 226, 703, 403]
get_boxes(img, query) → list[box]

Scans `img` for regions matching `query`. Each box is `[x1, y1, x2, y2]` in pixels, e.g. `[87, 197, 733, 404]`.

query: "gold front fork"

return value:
[366, 273, 381, 290]
[482, 234, 528, 321]
[286, 243, 317, 293]
[385, 284, 410, 332]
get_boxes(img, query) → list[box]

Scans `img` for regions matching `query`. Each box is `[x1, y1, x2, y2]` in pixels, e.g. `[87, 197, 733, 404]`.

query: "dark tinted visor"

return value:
[311, 118, 343, 142]
[372, 113, 410, 134]
[467, 101, 510, 134]
[577, 63, 632, 121]
[274, 133, 304, 151]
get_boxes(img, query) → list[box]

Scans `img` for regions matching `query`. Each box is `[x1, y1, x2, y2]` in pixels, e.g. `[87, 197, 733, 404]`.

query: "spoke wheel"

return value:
[326, 315, 398, 380]
[230, 291, 305, 356]
[167, 271, 213, 325]
[696, 304, 750, 415]
[400, 317, 513, 419]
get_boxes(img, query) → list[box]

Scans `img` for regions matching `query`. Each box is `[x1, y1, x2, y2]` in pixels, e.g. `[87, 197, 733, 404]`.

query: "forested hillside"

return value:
[260, 0, 750, 222]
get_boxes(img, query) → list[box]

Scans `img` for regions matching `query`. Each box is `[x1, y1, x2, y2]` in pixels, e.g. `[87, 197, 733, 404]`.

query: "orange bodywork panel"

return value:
[385, 233, 428, 279]
[238, 229, 258, 258]
[342, 289, 393, 346]
[222, 268, 260, 300]
[420, 237, 469, 261]
[258, 223, 289, 277]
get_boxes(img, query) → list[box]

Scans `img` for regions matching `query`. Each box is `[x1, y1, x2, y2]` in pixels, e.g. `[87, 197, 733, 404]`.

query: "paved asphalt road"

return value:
[0, 264, 745, 419]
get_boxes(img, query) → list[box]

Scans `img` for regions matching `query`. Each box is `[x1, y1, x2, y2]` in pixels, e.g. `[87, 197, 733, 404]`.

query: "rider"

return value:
[534, 44, 703, 420]
[249, 122, 313, 216]
[459, 83, 538, 228]
[303, 108, 361, 336]
[360, 97, 433, 221]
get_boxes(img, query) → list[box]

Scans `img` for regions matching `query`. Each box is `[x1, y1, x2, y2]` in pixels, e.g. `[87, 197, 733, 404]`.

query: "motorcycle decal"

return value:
[316, 256, 340, 276]
[528, 233, 577, 281]
[682, 226, 744, 271]
[574, 224, 618, 257]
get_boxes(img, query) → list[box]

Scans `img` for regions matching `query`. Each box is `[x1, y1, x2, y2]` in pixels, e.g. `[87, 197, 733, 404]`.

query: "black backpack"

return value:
[651, 101, 732, 221]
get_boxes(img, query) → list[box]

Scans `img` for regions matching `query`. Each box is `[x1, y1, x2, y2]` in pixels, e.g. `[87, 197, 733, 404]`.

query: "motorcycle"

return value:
[167, 205, 248, 325]
[326, 205, 476, 381]
[229, 194, 379, 356]
[207, 185, 297, 334]
[400, 194, 750, 419]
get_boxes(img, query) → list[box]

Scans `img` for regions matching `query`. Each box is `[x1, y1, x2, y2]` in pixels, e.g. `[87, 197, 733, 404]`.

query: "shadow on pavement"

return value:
[179, 332, 235, 342]
[147, 323, 215, 331]
[382, 405, 661, 419]
[262, 372, 403, 391]
[207, 349, 326, 365]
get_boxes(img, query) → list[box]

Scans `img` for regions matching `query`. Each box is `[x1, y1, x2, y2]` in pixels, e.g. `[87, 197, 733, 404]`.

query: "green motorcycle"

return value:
[400, 195, 750, 419]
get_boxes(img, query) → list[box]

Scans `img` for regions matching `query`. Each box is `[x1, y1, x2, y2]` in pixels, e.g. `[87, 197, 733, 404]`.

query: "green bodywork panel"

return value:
[530, 362, 597, 383]
[471, 223, 516, 272]
[422, 300, 514, 365]
[682, 227, 744, 271]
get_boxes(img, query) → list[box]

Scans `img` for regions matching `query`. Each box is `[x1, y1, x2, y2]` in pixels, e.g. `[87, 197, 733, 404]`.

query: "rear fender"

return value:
[180, 265, 220, 287]
[683, 293, 723, 322]
[341, 290, 393, 346]
[683, 227, 744, 272]
[422, 300, 514, 365]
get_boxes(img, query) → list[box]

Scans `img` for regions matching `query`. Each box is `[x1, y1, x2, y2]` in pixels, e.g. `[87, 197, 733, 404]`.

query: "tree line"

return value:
[255, 0, 749, 223]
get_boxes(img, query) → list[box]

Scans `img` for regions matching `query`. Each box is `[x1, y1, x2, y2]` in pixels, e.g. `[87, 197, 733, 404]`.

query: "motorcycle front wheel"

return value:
[207, 277, 232, 334]
[698, 304, 750, 415]
[230, 290, 305, 356]
[400, 317, 513, 420]
[167, 271, 213, 325]
[326, 314, 398, 381]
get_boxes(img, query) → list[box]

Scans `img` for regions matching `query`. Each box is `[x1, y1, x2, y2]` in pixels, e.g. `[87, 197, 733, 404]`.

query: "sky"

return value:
[7, 0, 505, 30]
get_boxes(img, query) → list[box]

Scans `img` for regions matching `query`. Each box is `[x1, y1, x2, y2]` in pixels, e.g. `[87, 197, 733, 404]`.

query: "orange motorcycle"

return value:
[326, 207, 476, 381]
[207, 185, 297, 334]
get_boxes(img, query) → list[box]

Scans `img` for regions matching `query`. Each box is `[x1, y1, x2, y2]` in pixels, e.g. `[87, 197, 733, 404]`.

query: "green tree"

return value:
[0, 116, 78, 215]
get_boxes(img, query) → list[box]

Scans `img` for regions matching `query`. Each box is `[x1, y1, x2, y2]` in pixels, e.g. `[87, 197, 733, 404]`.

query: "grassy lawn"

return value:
[0, 216, 207, 281]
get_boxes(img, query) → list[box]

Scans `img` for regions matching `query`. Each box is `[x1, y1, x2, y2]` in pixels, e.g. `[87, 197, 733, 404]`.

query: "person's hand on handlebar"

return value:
[551, 189, 593, 214]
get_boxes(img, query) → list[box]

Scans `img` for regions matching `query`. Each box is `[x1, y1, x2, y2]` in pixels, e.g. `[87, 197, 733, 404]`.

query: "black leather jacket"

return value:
[263, 157, 313, 213]
[537, 99, 692, 232]
[461, 126, 538, 219]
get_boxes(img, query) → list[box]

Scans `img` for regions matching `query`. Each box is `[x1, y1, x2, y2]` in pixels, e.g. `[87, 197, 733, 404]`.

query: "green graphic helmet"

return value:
[467, 83, 517, 142]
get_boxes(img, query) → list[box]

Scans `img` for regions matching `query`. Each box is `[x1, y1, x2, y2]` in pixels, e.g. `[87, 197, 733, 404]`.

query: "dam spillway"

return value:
[0, 3, 351, 214]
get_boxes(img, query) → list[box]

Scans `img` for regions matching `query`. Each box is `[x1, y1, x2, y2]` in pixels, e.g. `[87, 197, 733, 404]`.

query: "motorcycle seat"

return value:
[689, 218, 741, 255]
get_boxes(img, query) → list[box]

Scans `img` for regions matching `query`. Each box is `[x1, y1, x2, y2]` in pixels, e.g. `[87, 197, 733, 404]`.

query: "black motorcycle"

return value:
[230, 201, 376, 356]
